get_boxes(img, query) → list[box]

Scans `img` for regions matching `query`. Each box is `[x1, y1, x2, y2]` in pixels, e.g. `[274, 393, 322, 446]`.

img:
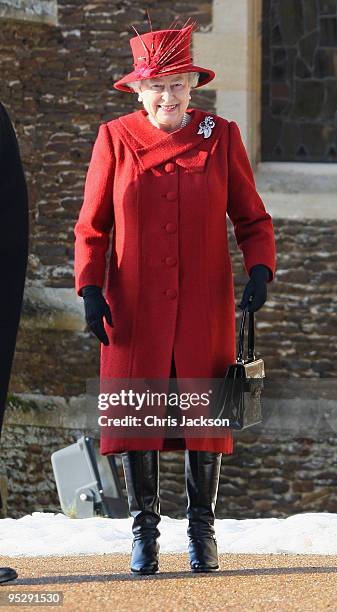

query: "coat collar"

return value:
[115, 108, 218, 172]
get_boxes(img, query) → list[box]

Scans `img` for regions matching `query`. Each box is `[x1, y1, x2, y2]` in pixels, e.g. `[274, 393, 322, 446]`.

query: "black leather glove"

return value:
[238, 264, 271, 313]
[81, 285, 113, 346]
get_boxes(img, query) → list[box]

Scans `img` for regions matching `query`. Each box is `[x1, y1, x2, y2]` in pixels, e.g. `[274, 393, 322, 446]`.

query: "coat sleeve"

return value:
[0, 102, 29, 254]
[226, 120, 276, 282]
[74, 123, 115, 296]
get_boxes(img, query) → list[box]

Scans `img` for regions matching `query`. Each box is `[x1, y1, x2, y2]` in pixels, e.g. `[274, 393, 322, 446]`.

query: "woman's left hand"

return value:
[238, 264, 270, 313]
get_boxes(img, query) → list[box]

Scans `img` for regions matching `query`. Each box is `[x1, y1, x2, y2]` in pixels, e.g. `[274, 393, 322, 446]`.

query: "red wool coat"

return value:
[74, 107, 276, 455]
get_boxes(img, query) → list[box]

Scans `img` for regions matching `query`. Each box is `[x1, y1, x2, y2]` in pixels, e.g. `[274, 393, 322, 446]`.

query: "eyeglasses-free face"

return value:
[139, 73, 191, 132]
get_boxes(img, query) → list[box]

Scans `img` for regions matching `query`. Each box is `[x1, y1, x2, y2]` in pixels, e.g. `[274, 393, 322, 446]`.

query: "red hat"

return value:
[113, 18, 215, 93]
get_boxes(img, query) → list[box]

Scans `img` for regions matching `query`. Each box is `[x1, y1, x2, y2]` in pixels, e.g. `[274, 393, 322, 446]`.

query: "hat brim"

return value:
[113, 66, 215, 92]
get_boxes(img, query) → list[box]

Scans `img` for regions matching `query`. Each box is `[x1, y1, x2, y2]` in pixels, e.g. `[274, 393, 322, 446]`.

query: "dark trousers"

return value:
[0, 249, 28, 437]
[0, 103, 28, 437]
[0, 103, 29, 513]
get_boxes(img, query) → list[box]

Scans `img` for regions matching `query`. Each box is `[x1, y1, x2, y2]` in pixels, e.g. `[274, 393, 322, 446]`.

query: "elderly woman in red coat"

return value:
[74, 19, 276, 575]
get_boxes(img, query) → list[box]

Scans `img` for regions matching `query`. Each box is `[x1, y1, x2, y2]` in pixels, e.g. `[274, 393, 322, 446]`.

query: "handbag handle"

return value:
[236, 303, 255, 363]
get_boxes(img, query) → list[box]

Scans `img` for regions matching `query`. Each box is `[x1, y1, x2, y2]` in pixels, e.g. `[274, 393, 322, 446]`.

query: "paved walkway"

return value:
[0, 553, 336, 611]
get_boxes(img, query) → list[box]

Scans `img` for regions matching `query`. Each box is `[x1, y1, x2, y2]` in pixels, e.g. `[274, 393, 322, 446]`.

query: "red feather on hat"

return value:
[113, 14, 215, 91]
[131, 17, 199, 79]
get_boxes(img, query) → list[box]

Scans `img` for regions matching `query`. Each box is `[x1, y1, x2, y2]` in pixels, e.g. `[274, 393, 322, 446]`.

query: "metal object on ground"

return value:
[51, 436, 128, 519]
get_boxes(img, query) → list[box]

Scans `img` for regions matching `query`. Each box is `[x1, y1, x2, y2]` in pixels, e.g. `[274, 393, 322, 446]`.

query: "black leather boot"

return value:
[185, 450, 222, 572]
[121, 450, 161, 574]
[0, 567, 18, 584]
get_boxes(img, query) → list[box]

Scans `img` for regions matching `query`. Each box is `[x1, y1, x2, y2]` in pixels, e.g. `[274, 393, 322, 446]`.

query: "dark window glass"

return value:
[262, 0, 337, 162]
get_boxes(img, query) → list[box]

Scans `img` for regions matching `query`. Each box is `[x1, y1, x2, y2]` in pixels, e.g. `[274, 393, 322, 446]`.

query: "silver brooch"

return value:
[197, 115, 215, 139]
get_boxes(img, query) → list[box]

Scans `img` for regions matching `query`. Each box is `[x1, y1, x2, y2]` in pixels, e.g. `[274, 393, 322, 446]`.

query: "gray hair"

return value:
[127, 71, 200, 93]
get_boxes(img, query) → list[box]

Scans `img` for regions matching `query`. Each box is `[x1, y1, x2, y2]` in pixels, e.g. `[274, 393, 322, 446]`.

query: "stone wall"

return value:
[0, 0, 57, 24]
[0, 0, 336, 520]
[3, 414, 337, 520]
[253, 219, 337, 380]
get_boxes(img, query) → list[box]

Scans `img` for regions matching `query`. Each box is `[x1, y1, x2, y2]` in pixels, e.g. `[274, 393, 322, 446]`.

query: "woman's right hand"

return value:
[81, 285, 113, 346]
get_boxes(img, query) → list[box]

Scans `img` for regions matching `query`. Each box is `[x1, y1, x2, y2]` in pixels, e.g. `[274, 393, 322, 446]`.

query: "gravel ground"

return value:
[0, 553, 337, 611]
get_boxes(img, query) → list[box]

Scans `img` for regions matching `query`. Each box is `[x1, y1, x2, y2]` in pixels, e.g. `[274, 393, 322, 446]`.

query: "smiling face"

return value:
[139, 73, 191, 132]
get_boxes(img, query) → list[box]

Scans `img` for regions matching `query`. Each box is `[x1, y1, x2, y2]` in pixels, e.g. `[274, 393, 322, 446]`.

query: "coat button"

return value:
[165, 288, 177, 299]
[164, 162, 175, 173]
[165, 222, 177, 233]
[165, 256, 177, 266]
[166, 191, 178, 201]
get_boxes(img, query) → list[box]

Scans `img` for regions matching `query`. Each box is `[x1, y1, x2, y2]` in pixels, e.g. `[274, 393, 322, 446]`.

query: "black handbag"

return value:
[214, 306, 265, 429]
